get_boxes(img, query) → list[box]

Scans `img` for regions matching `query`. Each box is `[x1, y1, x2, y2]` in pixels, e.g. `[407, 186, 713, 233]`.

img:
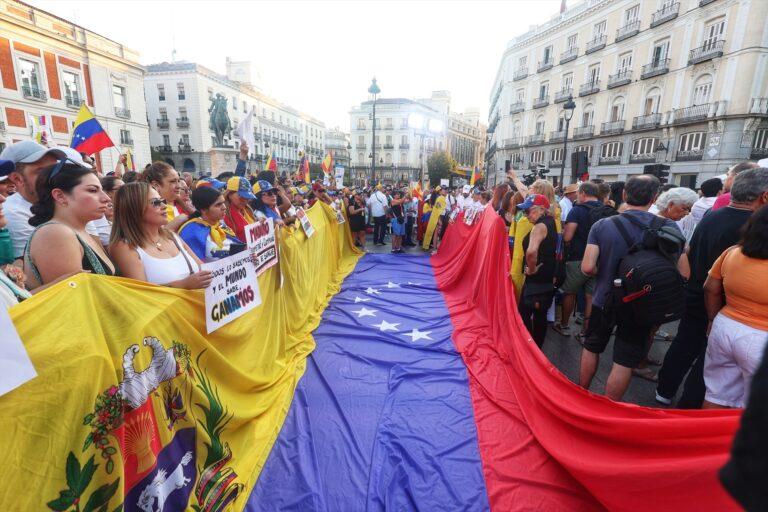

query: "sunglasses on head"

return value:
[48, 158, 86, 184]
[149, 198, 168, 208]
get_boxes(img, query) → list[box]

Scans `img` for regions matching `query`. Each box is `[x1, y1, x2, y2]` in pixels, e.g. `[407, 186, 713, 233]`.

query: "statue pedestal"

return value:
[208, 147, 239, 177]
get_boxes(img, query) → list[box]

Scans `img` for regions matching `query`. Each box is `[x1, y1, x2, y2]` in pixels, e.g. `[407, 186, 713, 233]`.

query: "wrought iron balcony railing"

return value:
[573, 125, 594, 139]
[509, 101, 525, 114]
[608, 69, 632, 89]
[676, 149, 704, 161]
[674, 104, 710, 124]
[550, 130, 566, 143]
[513, 67, 529, 81]
[537, 58, 554, 73]
[641, 58, 670, 79]
[157, 119, 170, 129]
[651, 2, 679, 27]
[560, 47, 578, 64]
[554, 88, 573, 103]
[616, 20, 640, 42]
[579, 80, 600, 97]
[176, 117, 190, 128]
[585, 34, 607, 54]
[689, 40, 724, 65]
[601, 120, 626, 135]
[114, 108, 130, 119]
[532, 95, 550, 109]
[632, 113, 662, 130]
[22, 85, 47, 101]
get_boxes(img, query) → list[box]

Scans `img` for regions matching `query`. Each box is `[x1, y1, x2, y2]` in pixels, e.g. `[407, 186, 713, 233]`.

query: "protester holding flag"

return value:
[70, 104, 114, 156]
[223, 176, 257, 242]
[403, 191, 418, 247]
[179, 187, 243, 262]
[109, 182, 210, 289]
[24, 161, 115, 289]
[422, 186, 447, 251]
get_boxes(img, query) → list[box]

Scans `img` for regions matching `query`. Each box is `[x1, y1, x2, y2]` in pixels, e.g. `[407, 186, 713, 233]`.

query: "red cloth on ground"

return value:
[432, 208, 741, 512]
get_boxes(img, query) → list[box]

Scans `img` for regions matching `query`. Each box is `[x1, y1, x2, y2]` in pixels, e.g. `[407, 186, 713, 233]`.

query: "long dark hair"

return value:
[30, 163, 95, 227]
[189, 187, 222, 220]
[740, 205, 768, 259]
[429, 192, 439, 207]
[101, 175, 123, 194]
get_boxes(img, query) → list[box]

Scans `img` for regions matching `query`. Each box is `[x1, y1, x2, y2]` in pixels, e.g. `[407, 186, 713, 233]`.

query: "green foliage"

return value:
[47, 453, 120, 511]
[427, 151, 457, 187]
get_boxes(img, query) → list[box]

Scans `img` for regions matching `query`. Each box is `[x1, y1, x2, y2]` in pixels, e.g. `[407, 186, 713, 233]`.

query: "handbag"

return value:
[170, 234, 196, 276]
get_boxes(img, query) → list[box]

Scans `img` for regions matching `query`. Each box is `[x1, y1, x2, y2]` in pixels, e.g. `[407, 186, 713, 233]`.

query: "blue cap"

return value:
[252, 179, 277, 195]
[197, 178, 226, 190]
[0, 159, 14, 181]
[516, 193, 551, 211]
[226, 176, 255, 200]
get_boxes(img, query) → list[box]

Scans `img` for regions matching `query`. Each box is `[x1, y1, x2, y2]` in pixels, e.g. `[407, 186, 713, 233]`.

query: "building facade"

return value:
[486, 0, 768, 187]
[324, 127, 351, 175]
[144, 59, 326, 176]
[0, 0, 150, 170]
[446, 109, 487, 177]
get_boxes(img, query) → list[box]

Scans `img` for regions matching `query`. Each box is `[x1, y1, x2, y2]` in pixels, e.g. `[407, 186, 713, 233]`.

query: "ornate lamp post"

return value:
[560, 96, 576, 186]
[368, 77, 381, 184]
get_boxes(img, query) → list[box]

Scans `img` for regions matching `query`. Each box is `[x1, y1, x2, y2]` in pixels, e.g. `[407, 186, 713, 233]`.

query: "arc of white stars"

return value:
[354, 296, 371, 303]
[352, 307, 377, 318]
[385, 281, 400, 289]
[365, 287, 381, 295]
[372, 320, 400, 332]
[402, 328, 432, 342]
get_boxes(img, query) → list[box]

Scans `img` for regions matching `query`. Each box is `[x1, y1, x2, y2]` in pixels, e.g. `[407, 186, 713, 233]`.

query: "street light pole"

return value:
[368, 77, 381, 185]
[559, 96, 577, 186]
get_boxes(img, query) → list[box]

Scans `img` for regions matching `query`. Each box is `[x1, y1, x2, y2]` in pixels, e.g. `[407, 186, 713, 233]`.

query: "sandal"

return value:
[646, 356, 663, 366]
[632, 367, 658, 382]
[552, 323, 571, 336]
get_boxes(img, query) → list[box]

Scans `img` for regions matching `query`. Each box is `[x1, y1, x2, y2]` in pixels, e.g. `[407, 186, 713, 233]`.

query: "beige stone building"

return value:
[486, 0, 768, 187]
[0, 0, 150, 170]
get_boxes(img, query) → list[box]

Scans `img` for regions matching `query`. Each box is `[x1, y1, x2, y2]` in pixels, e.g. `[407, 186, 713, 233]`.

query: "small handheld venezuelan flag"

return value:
[70, 105, 114, 155]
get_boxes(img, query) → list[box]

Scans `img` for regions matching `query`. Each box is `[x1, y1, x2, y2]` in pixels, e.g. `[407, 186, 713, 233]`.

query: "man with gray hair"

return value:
[657, 167, 768, 406]
[711, 161, 760, 211]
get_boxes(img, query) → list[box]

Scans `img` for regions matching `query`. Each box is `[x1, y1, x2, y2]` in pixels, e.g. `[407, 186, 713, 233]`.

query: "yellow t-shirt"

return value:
[709, 246, 768, 331]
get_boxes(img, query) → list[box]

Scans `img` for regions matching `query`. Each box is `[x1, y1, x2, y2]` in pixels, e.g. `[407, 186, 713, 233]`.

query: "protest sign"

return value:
[440, 179, 449, 187]
[296, 207, 316, 238]
[201, 251, 262, 333]
[334, 165, 345, 186]
[464, 208, 478, 226]
[244, 218, 278, 276]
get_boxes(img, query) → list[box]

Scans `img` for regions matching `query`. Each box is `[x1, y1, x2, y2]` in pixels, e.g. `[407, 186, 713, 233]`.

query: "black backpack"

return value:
[585, 202, 619, 230]
[612, 215, 686, 326]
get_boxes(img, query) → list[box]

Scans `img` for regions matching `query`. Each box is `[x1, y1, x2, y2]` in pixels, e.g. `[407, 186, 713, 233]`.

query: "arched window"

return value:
[557, 113, 567, 132]
[512, 120, 522, 138]
[644, 87, 662, 115]
[534, 115, 545, 135]
[182, 158, 195, 171]
[692, 74, 713, 105]
[610, 96, 625, 122]
[581, 103, 594, 127]
[385, 153, 392, 165]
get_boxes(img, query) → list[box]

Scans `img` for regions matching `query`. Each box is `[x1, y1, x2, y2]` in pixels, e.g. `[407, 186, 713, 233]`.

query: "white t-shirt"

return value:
[457, 195, 471, 210]
[559, 197, 573, 222]
[367, 191, 389, 217]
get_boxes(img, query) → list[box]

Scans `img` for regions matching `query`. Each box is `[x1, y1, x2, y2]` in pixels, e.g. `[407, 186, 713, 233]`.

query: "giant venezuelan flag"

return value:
[0, 202, 742, 510]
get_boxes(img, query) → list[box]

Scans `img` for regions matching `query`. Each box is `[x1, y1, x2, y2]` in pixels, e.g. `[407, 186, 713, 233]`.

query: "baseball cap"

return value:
[462, 185, 471, 194]
[0, 140, 66, 165]
[196, 178, 226, 190]
[516, 194, 551, 211]
[0, 159, 14, 182]
[252, 179, 277, 195]
[226, 176, 255, 200]
[58, 147, 93, 169]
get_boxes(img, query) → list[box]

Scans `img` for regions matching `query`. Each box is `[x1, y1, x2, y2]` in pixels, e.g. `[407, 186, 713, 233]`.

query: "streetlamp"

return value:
[368, 77, 381, 184]
[560, 96, 577, 186]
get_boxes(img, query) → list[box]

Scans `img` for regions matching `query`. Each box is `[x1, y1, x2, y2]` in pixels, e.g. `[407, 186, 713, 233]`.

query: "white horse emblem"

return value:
[136, 451, 194, 512]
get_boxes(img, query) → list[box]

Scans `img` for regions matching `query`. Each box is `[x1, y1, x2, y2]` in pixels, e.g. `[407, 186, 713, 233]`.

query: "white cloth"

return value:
[367, 191, 389, 217]
[457, 195, 471, 210]
[135, 233, 200, 285]
[648, 204, 660, 215]
[235, 106, 256, 158]
[559, 197, 573, 222]
[91, 215, 112, 247]
[704, 312, 768, 408]
[677, 196, 717, 242]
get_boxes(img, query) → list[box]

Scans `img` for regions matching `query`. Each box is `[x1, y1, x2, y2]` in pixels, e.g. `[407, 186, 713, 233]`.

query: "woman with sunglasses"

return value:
[109, 182, 211, 289]
[141, 161, 188, 232]
[179, 187, 243, 262]
[24, 160, 115, 289]
[251, 180, 285, 226]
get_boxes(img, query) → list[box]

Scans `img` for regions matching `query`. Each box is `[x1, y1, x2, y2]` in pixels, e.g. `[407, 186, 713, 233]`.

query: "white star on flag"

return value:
[365, 287, 381, 295]
[406, 282, 421, 286]
[372, 320, 399, 332]
[354, 296, 371, 303]
[352, 307, 377, 318]
[385, 281, 400, 289]
[402, 328, 432, 342]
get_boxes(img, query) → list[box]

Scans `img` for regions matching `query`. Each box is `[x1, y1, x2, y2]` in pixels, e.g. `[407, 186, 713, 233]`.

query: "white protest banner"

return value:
[334, 165, 345, 186]
[296, 207, 315, 237]
[440, 179, 449, 187]
[0, 307, 37, 397]
[334, 204, 346, 224]
[244, 218, 278, 276]
[201, 251, 262, 334]
[464, 208, 478, 226]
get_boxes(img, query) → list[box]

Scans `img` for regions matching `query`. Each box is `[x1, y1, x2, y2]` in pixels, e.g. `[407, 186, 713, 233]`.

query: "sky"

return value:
[31, 0, 563, 131]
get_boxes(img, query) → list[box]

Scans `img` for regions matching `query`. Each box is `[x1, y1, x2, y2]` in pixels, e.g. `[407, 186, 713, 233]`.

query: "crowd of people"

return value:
[0, 136, 766, 410]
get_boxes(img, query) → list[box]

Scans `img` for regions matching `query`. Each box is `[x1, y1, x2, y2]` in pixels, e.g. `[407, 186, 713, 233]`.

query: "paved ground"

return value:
[361, 234, 678, 408]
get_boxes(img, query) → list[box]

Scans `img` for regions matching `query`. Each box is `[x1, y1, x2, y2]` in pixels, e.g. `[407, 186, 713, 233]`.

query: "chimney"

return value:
[560, 0, 567, 14]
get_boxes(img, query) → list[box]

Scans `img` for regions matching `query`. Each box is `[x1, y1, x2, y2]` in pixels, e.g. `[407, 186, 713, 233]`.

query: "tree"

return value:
[427, 151, 457, 187]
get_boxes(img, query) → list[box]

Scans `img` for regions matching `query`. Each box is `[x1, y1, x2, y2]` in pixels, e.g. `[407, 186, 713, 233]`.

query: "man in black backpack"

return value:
[579, 175, 683, 401]
[554, 181, 616, 339]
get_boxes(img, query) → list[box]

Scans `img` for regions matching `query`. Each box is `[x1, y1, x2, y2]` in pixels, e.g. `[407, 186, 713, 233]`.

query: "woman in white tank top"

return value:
[109, 183, 213, 289]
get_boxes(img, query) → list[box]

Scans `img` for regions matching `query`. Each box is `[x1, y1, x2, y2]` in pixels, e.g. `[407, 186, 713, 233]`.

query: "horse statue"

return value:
[208, 94, 232, 147]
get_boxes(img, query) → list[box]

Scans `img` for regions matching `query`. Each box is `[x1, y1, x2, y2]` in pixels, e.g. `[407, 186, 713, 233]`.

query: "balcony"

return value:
[688, 40, 724, 65]
[0, 121, 5, 133]
[750, 147, 768, 160]
[608, 69, 632, 89]
[120, 135, 134, 146]
[156, 145, 172, 152]
[115, 108, 130, 119]
[373, 144, 382, 149]
[579, 80, 600, 97]
[22, 85, 47, 101]
[676, 149, 704, 161]
[537, 58, 554, 73]
[651, 2, 679, 27]
[502, 137, 522, 149]
[513, 67, 529, 81]
[585, 34, 607, 54]
[509, 101, 525, 114]
[673, 104, 710, 124]
[176, 117, 190, 128]
[383, 125, 394, 130]
[599, 156, 621, 165]
[399, 143, 409, 149]
[527, 134, 546, 146]
[383, 144, 394, 149]
[630, 153, 658, 164]
[532, 95, 550, 109]
[560, 47, 578, 64]
[357, 144, 366, 149]
[550, 130, 566, 143]
[699, 0, 717, 5]
[750, 97, 768, 114]
[616, 20, 640, 42]
[601, 120, 626, 135]
[633, 113, 662, 131]
[554, 88, 573, 103]
[157, 119, 170, 129]
[178, 144, 193, 153]
[65, 93, 81, 108]
[641, 58, 670, 79]
[573, 126, 594, 140]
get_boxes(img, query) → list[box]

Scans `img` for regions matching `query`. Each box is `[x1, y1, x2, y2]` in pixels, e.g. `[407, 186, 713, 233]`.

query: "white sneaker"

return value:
[654, 392, 672, 405]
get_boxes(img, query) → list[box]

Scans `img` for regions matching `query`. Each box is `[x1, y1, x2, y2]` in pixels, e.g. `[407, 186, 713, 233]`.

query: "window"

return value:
[651, 39, 670, 65]
[679, 132, 706, 151]
[159, 107, 168, 120]
[539, 82, 549, 99]
[530, 150, 544, 163]
[624, 5, 640, 24]
[535, 116, 546, 135]
[207, 88, 213, 100]
[581, 104, 594, 126]
[176, 82, 185, 100]
[232, 97, 237, 111]
[357, 118, 366, 129]
[575, 144, 593, 159]
[512, 120, 522, 138]
[358, 152, 364, 163]
[178, 107, 187, 119]
[617, 52, 632, 72]
[18, 58, 42, 93]
[162, 134, 170, 146]
[385, 153, 392, 165]
[157, 83, 165, 101]
[593, 20, 606, 38]
[543, 45, 553, 63]
[610, 97, 625, 122]
[557, 114, 567, 131]
[180, 134, 190, 145]
[550, 148, 564, 162]
[692, 75, 713, 105]
[566, 33, 578, 49]
[631, 138, 657, 155]
[703, 18, 725, 48]
[112, 85, 126, 109]
[62, 70, 81, 104]
[512, 153, 523, 165]
[358, 135, 364, 145]
[385, 135, 392, 145]
[644, 88, 662, 115]
[518, 56, 527, 68]
[401, 135, 408, 144]
[562, 73, 573, 91]
[754, 129, 768, 150]
[601, 141, 623, 158]
[386, 117, 393, 128]
[119, 129, 132, 145]
[516, 89, 525, 102]
[587, 64, 600, 84]
[401, 118, 408, 128]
